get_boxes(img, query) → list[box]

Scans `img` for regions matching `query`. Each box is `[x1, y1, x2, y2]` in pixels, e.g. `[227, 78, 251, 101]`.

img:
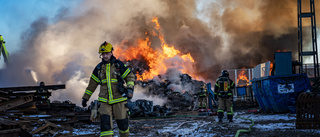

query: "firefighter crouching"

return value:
[214, 70, 235, 122]
[81, 41, 135, 137]
[198, 84, 208, 112]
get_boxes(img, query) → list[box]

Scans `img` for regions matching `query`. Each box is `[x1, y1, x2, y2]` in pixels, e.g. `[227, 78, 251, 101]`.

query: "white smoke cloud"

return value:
[131, 85, 167, 106]
[30, 70, 38, 84]
[50, 70, 98, 106]
[24, 68, 39, 85]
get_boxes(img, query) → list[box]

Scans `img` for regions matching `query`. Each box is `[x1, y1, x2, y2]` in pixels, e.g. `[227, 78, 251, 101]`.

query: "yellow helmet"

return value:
[99, 41, 113, 53]
[0, 35, 3, 41]
[203, 84, 206, 88]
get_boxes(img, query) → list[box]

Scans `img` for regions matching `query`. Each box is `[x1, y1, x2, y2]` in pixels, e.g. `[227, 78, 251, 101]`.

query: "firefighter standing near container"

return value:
[214, 70, 235, 122]
[81, 41, 135, 137]
[198, 84, 208, 112]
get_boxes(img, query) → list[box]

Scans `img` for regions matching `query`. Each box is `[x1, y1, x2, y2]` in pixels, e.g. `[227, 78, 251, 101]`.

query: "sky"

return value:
[0, 0, 81, 68]
[0, 0, 213, 68]
[1, 0, 320, 105]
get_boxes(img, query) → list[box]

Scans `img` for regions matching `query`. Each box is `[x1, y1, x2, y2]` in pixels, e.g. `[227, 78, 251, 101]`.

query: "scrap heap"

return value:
[128, 73, 206, 117]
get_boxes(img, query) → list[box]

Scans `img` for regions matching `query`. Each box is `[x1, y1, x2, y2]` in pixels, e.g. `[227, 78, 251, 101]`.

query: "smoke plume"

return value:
[0, 0, 318, 105]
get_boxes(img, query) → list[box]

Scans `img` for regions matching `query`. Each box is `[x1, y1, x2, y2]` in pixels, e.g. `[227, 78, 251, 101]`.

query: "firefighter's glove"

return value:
[90, 110, 100, 122]
[82, 98, 88, 107]
[117, 84, 126, 95]
[127, 88, 134, 99]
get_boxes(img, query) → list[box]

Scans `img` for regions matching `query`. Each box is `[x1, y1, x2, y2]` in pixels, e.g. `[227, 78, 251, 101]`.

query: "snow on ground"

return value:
[233, 112, 296, 129]
[159, 121, 214, 136]
[71, 112, 320, 137]
[73, 124, 100, 135]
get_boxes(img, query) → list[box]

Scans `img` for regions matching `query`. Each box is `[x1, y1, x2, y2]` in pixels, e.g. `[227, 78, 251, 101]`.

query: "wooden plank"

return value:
[48, 130, 56, 135]
[0, 97, 9, 101]
[0, 128, 20, 135]
[0, 84, 65, 92]
[0, 118, 19, 129]
[30, 122, 53, 134]
[0, 95, 33, 112]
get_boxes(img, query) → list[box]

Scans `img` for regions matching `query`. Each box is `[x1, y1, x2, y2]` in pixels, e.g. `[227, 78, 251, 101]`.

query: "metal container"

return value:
[251, 73, 311, 113]
[274, 52, 292, 75]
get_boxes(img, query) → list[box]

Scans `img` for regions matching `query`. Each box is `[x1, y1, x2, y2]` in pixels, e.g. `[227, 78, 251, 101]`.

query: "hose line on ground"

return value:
[234, 116, 254, 137]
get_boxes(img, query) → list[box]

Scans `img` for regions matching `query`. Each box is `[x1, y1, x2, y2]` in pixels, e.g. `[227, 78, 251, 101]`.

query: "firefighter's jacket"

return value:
[82, 56, 135, 104]
[214, 76, 234, 99]
[198, 88, 207, 97]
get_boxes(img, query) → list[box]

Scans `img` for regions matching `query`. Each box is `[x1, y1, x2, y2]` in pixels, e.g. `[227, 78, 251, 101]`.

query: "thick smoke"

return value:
[0, 0, 318, 105]
[131, 85, 167, 106]
[158, 0, 314, 80]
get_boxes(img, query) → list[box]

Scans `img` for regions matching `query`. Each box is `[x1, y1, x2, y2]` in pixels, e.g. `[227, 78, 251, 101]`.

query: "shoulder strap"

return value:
[94, 62, 104, 84]
[114, 59, 127, 75]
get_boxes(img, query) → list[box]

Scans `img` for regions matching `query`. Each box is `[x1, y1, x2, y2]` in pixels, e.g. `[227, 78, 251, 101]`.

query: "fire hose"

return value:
[192, 96, 199, 111]
[234, 115, 254, 137]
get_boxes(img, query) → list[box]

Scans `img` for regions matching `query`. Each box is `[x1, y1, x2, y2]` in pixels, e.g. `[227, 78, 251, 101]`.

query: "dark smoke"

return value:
[0, 0, 319, 105]
[148, 0, 317, 81]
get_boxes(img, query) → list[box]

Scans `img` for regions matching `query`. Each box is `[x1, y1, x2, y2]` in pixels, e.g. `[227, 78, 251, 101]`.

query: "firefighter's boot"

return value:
[218, 112, 223, 122]
[227, 115, 233, 122]
[198, 107, 204, 112]
[120, 132, 129, 137]
[117, 118, 129, 137]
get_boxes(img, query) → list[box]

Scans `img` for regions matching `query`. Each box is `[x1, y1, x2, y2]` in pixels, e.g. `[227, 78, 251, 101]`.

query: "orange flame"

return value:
[114, 17, 196, 81]
[269, 62, 273, 76]
[237, 70, 249, 86]
[276, 49, 287, 52]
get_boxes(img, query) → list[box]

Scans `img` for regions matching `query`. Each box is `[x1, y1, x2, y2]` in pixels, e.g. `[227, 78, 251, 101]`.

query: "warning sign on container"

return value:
[277, 83, 294, 94]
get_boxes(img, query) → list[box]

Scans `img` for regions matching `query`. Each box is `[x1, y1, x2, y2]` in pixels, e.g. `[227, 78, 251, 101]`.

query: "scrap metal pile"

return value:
[296, 79, 320, 129]
[128, 74, 206, 117]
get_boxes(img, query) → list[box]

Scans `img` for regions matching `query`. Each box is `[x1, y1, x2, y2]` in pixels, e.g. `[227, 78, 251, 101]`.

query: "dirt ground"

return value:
[73, 108, 320, 137]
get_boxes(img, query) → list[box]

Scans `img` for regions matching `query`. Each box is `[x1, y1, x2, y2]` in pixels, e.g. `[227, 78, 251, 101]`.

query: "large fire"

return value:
[114, 17, 195, 81]
[237, 69, 249, 86]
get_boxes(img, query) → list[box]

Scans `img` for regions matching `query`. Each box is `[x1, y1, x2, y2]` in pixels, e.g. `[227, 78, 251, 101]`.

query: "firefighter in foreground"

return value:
[198, 84, 207, 112]
[214, 70, 235, 122]
[81, 41, 135, 137]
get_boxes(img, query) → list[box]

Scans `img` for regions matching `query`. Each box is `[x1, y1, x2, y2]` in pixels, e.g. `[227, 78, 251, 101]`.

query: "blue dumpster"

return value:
[251, 73, 311, 113]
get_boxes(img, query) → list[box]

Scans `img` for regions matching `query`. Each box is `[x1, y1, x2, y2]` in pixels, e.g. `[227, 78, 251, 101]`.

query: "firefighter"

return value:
[198, 84, 208, 112]
[214, 70, 235, 122]
[81, 41, 135, 137]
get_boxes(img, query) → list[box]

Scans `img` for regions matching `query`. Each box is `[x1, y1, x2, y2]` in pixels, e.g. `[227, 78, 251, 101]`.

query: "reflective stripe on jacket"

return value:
[198, 89, 207, 97]
[82, 56, 135, 104]
[214, 76, 234, 98]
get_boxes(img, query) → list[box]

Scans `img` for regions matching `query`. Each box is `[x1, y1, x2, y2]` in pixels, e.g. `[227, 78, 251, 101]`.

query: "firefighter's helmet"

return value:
[221, 70, 229, 77]
[40, 81, 45, 86]
[99, 41, 113, 53]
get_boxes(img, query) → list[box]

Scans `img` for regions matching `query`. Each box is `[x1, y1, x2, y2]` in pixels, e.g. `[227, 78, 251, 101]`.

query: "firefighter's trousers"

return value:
[217, 97, 233, 120]
[98, 101, 129, 137]
[198, 96, 207, 109]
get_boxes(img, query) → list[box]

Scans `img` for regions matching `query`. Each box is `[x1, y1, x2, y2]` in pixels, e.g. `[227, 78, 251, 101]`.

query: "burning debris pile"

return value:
[127, 73, 206, 117]
[127, 100, 172, 117]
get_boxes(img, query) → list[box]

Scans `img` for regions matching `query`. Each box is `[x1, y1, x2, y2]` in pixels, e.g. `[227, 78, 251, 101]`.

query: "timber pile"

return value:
[0, 99, 91, 137]
[0, 118, 20, 137]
